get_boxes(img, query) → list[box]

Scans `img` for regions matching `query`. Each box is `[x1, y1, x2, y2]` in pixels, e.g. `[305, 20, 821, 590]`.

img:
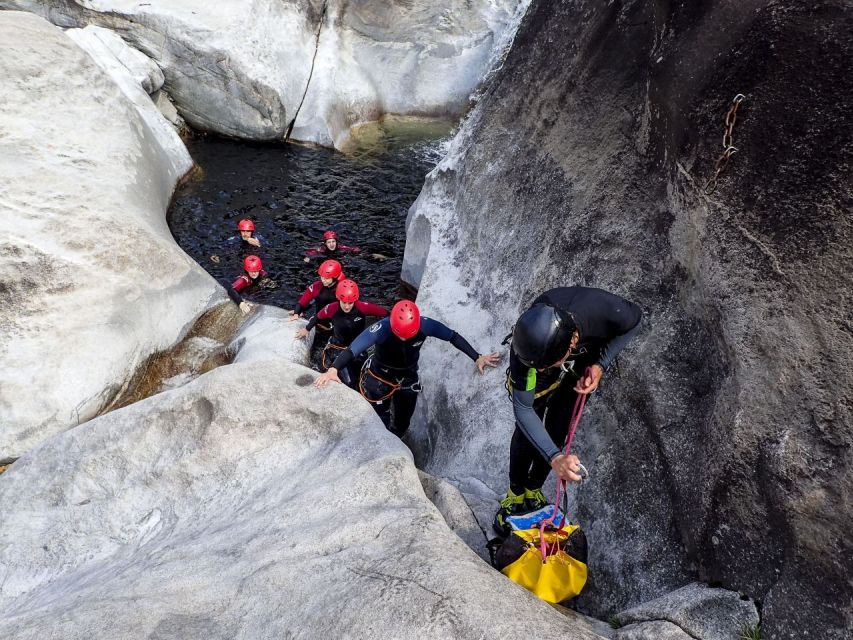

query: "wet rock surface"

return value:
[0, 318, 607, 640]
[1, 0, 528, 148]
[0, 11, 219, 458]
[404, 1, 852, 638]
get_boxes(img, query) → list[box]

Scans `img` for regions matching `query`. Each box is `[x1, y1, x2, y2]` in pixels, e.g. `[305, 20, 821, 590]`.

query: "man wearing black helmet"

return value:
[493, 286, 642, 535]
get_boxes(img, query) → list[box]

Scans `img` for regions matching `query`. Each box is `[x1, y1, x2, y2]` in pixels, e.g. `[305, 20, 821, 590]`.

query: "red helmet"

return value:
[243, 255, 263, 272]
[237, 219, 255, 232]
[390, 300, 420, 340]
[318, 259, 343, 280]
[323, 230, 338, 241]
[336, 279, 359, 303]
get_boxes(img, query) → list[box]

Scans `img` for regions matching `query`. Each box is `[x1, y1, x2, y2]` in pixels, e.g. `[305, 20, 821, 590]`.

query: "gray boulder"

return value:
[402, 1, 853, 638]
[1, 0, 529, 148]
[613, 583, 758, 640]
[0, 317, 607, 640]
[0, 11, 219, 458]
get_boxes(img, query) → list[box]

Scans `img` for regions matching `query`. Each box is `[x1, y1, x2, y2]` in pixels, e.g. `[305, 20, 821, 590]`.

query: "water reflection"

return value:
[168, 117, 452, 309]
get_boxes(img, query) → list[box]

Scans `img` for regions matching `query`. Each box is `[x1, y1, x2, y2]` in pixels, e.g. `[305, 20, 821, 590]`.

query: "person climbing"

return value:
[493, 286, 642, 535]
[295, 279, 388, 387]
[225, 254, 268, 315]
[228, 219, 267, 251]
[314, 300, 500, 437]
[303, 230, 361, 263]
[290, 259, 345, 352]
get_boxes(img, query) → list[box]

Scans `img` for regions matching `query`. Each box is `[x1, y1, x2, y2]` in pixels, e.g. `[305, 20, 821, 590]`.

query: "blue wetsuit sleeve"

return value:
[512, 388, 562, 461]
[421, 317, 479, 361]
[597, 309, 642, 370]
[332, 319, 388, 370]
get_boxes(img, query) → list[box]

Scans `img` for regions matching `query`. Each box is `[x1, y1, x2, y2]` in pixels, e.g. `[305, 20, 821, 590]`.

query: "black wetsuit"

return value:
[293, 280, 339, 354]
[333, 316, 479, 437]
[306, 301, 388, 385]
[226, 234, 268, 257]
[507, 287, 642, 493]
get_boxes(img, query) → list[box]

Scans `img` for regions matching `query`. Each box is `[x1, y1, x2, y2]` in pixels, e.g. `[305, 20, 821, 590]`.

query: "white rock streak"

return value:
[0, 11, 219, 457]
[0, 0, 527, 149]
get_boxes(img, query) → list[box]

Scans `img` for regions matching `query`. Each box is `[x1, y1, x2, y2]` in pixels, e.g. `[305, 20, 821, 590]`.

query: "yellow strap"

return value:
[505, 371, 562, 400]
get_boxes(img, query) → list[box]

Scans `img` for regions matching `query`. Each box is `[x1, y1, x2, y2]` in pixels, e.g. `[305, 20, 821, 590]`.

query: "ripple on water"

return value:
[168, 118, 453, 310]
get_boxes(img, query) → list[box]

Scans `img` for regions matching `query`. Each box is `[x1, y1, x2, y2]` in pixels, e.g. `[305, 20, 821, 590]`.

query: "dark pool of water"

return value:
[168, 119, 452, 309]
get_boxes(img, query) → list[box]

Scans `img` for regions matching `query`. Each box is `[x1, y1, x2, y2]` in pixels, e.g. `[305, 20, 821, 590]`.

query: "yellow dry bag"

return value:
[497, 525, 588, 604]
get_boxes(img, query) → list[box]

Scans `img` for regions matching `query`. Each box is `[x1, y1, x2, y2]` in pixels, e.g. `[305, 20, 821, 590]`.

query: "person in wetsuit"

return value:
[226, 219, 267, 252]
[303, 230, 361, 263]
[315, 300, 500, 437]
[493, 286, 642, 535]
[290, 259, 345, 353]
[295, 279, 388, 387]
[225, 255, 268, 315]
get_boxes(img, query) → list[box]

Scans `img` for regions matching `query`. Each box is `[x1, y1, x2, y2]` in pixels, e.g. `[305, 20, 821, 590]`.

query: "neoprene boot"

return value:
[493, 488, 526, 536]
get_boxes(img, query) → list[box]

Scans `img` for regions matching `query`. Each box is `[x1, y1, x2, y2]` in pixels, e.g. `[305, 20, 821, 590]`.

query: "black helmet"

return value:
[512, 303, 576, 369]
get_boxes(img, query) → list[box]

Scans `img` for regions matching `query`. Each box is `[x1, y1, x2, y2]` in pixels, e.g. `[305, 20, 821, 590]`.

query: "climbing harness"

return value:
[705, 93, 746, 194]
[358, 357, 421, 404]
[503, 347, 587, 401]
[321, 341, 346, 371]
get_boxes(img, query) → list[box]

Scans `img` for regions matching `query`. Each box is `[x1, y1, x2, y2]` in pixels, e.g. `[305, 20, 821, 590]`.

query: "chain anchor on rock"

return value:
[704, 93, 746, 194]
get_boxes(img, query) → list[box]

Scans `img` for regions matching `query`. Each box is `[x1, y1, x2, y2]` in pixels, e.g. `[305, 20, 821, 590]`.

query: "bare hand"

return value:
[303, 257, 311, 263]
[288, 312, 301, 322]
[575, 364, 604, 395]
[239, 301, 254, 316]
[314, 368, 341, 388]
[247, 237, 261, 247]
[475, 352, 501, 374]
[295, 328, 309, 339]
[551, 453, 583, 483]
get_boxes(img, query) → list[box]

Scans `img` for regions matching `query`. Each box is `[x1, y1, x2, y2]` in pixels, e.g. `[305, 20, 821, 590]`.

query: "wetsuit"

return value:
[306, 301, 389, 385]
[332, 317, 480, 437]
[226, 233, 268, 256]
[304, 244, 360, 261]
[294, 280, 340, 351]
[507, 287, 642, 494]
[226, 269, 269, 304]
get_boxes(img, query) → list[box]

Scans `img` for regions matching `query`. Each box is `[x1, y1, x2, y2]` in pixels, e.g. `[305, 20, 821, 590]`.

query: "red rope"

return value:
[539, 367, 591, 561]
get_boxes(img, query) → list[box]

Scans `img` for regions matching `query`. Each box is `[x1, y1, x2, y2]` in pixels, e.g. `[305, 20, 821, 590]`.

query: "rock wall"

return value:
[0, 314, 607, 640]
[0, 0, 529, 148]
[403, 1, 852, 638]
[0, 11, 219, 458]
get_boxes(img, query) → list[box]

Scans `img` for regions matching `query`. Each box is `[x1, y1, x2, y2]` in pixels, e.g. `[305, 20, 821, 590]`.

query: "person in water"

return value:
[290, 259, 345, 352]
[295, 279, 388, 387]
[315, 300, 500, 437]
[493, 286, 642, 535]
[226, 255, 268, 315]
[227, 219, 267, 251]
[303, 230, 361, 263]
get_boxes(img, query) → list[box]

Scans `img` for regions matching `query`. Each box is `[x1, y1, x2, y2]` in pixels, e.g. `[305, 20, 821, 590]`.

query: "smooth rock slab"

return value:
[615, 620, 693, 640]
[0, 11, 218, 457]
[1, 0, 529, 148]
[69, 24, 165, 94]
[0, 351, 606, 638]
[613, 583, 758, 640]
